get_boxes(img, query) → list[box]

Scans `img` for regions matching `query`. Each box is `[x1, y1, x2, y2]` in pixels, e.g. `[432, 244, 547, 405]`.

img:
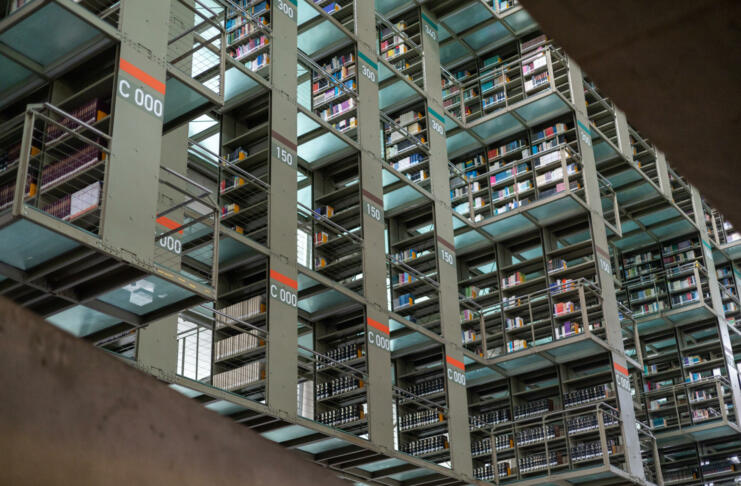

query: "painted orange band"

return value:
[614, 362, 628, 376]
[446, 355, 465, 370]
[120, 58, 166, 95]
[157, 216, 183, 234]
[367, 318, 389, 335]
[270, 269, 298, 290]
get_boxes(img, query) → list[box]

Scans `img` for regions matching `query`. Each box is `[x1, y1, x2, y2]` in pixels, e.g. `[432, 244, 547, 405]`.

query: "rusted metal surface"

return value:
[0, 297, 349, 486]
[521, 0, 741, 229]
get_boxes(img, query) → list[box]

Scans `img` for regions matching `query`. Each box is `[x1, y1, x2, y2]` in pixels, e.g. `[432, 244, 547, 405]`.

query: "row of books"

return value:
[507, 339, 528, 352]
[229, 35, 269, 61]
[313, 80, 356, 107]
[386, 122, 423, 145]
[474, 461, 512, 481]
[215, 331, 264, 361]
[319, 98, 355, 122]
[550, 278, 576, 293]
[46, 98, 108, 143]
[42, 181, 100, 222]
[316, 376, 362, 400]
[227, 16, 268, 45]
[379, 21, 407, 40]
[554, 301, 576, 315]
[563, 383, 612, 407]
[332, 116, 356, 133]
[502, 272, 526, 288]
[221, 176, 245, 193]
[380, 35, 405, 53]
[216, 295, 266, 328]
[462, 329, 479, 344]
[395, 293, 414, 309]
[313, 53, 355, 83]
[39, 145, 103, 190]
[488, 139, 526, 161]
[470, 408, 510, 429]
[227, 0, 268, 17]
[393, 153, 425, 172]
[317, 404, 365, 427]
[524, 72, 549, 93]
[396, 272, 415, 285]
[522, 51, 547, 75]
[225, 13, 268, 34]
[221, 203, 239, 218]
[382, 43, 408, 60]
[213, 360, 265, 391]
[317, 343, 364, 369]
[490, 162, 531, 185]
[536, 164, 578, 187]
[244, 53, 269, 72]
[483, 91, 506, 109]
[533, 149, 562, 169]
[313, 205, 333, 218]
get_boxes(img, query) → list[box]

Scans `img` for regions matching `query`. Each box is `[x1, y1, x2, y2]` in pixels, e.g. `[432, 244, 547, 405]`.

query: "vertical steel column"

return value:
[102, 0, 171, 261]
[266, 0, 299, 414]
[568, 59, 646, 479]
[689, 187, 741, 423]
[654, 151, 673, 202]
[136, 126, 189, 372]
[418, 6, 472, 475]
[355, 0, 394, 448]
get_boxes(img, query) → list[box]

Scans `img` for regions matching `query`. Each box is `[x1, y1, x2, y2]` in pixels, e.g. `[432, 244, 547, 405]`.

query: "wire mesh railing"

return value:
[168, 0, 226, 99]
[154, 165, 220, 288]
[4, 102, 111, 236]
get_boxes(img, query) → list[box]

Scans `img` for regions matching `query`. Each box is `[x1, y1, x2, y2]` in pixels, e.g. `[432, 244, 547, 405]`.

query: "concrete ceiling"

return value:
[521, 0, 741, 229]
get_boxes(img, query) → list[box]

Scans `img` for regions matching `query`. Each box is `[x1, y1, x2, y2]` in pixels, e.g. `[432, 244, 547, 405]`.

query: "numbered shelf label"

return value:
[358, 51, 378, 84]
[276, 0, 296, 21]
[272, 130, 297, 170]
[362, 190, 383, 223]
[595, 246, 612, 274]
[614, 362, 630, 392]
[367, 318, 390, 351]
[428, 108, 445, 137]
[446, 356, 466, 386]
[156, 216, 183, 254]
[117, 58, 165, 120]
[577, 120, 592, 148]
[421, 12, 438, 42]
[437, 236, 455, 266]
[270, 269, 298, 308]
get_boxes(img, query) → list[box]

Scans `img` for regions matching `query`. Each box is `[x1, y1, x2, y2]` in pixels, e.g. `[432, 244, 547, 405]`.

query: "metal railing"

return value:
[442, 44, 571, 126]
[3, 102, 112, 237]
[154, 164, 220, 288]
[639, 375, 736, 432]
[470, 401, 660, 484]
[449, 145, 586, 224]
[619, 262, 713, 320]
[168, 0, 226, 99]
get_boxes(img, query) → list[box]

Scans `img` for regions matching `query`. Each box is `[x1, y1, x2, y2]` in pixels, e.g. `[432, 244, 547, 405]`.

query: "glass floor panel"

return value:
[46, 305, 121, 337]
[0, 219, 81, 271]
[98, 275, 197, 315]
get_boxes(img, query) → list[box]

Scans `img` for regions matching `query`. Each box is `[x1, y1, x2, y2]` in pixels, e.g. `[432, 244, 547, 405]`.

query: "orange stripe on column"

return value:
[367, 318, 389, 335]
[270, 269, 298, 290]
[157, 216, 183, 234]
[614, 362, 628, 376]
[446, 355, 465, 370]
[120, 58, 166, 95]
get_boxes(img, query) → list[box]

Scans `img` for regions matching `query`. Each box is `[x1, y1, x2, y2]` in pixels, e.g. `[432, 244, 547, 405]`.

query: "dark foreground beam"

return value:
[0, 297, 349, 486]
[521, 0, 741, 228]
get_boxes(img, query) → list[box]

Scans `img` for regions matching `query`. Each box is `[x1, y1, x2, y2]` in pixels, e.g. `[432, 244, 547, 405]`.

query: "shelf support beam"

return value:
[266, 0, 299, 415]
[356, 0, 395, 449]
[568, 58, 647, 480]
[419, 5, 473, 476]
